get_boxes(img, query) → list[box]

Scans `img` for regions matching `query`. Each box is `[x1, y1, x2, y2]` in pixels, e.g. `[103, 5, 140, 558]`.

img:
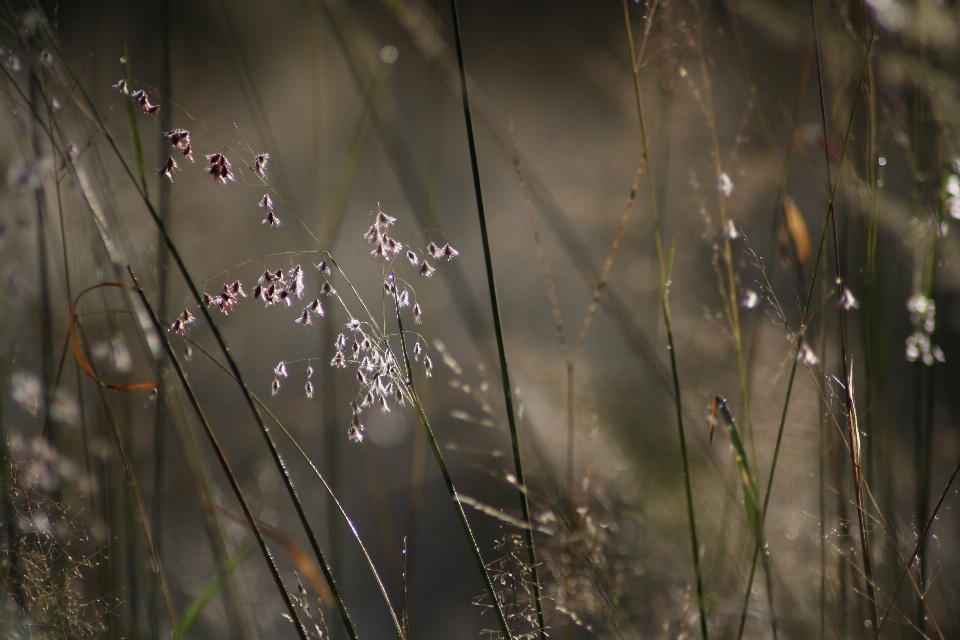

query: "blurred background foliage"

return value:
[1, 0, 960, 638]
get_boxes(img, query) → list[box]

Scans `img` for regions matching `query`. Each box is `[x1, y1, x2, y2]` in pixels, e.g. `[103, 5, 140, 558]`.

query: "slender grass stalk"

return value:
[180, 336, 405, 638]
[125, 269, 311, 640]
[734, 20, 877, 637]
[150, 4, 173, 635]
[448, 2, 544, 636]
[393, 295, 514, 639]
[809, 3, 879, 632]
[119, 42, 147, 196]
[621, 3, 708, 638]
[71, 315, 177, 631]
[172, 543, 255, 640]
[38, 43, 363, 636]
[712, 399, 777, 638]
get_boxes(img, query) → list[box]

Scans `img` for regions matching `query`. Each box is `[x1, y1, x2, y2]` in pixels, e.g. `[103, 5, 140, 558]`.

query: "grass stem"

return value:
[448, 2, 544, 636]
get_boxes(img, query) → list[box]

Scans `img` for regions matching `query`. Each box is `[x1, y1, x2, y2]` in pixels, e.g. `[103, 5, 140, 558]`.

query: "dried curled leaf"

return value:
[69, 282, 159, 391]
[779, 196, 810, 270]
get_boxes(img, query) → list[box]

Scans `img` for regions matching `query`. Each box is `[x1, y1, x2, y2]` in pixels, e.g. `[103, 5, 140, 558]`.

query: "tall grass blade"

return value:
[809, 3, 879, 632]
[172, 544, 254, 640]
[394, 295, 514, 639]
[621, 3, 708, 637]
[713, 398, 778, 639]
[448, 1, 544, 637]
[126, 269, 311, 640]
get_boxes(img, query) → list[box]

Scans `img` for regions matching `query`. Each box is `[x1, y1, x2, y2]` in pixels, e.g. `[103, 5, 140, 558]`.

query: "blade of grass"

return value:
[621, 3, 708, 638]
[393, 291, 514, 639]
[180, 335, 405, 638]
[126, 268, 311, 640]
[713, 398, 778, 639]
[734, 20, 877, 637]
[119, 42, 147, 196]
[42, 41, 363, 637]
[172, 543, 255, 640]
[809, 3, 879, 632]
[448, 2, 543, 637]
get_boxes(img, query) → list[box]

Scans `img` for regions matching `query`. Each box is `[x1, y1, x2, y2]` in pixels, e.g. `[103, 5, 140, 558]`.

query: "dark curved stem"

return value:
[447, 1, 545, 637]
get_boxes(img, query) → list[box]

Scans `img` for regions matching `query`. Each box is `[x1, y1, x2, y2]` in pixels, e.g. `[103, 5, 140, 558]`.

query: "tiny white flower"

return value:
[717, 172, 734, 198]
[798, 345, 819, 367]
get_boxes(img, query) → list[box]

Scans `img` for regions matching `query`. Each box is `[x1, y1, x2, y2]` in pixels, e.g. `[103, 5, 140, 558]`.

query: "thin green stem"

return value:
[736, 19, 878, 639]
[621, 3, 707, 638]
[126, 270, 310, 640]
[394, 293, 513, 639]
[448, 2, 542, 637]
[810, 4, 879, 633]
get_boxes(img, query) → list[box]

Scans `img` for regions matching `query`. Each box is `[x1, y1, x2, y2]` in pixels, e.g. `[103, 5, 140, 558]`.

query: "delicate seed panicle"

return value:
[441, 243, 459, 260]
[424, 355, 433, 377]
[288, 278, 305, 299]
[206, 153, 235, 184]
[229, 280, 246, 297]
[306, 365, 314, 379]
[362, 391, 374, 408]
[259, 269, 273, 284]
[253, 153, 270, 177]
[271, 377, 281, 396]
[203, 293, 215, 308]
[352, 340, 360, 356]
[346, 319, 361, 332]
[321, 282, 335, 296]
[169, 318, 187, 334]
[377, 210, 396, 227]
[379, 394, 390, 413]
[331, 351, 346, 368]
[362, 338, 372, 352]
[260, 194, 273, 209]
[395, 387, 404, 406]
[348, 422, 364, 443]
[275, 361, 289, 378]
[253, 283, 264, 300]
[157, 156, 179, 181]
[308, 299, 324, 316]
[113, 79, 129, 94]
[131, 89, 160, 114]
[364, 225, 379, 244]
[398, 290, 410, 307]
[419, 260, 435, 277]
[164, 128, 190, 150]
[412, 303, 422, 324]
[427, 242, 440, 259]
[414, 341, 422, 361]
[371, 243, 386, 259]
[296, 309, 312, 326]
[305, 380, 314, 399]
[406, 250, 418, 265]
[263, 211, 282, 227]
[277, 289, 292, 306]
[386, 237, 401, 255]
[263, 284, 276, 306]
[335, 333, 348, 350]
[316, 260, 330, 275]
